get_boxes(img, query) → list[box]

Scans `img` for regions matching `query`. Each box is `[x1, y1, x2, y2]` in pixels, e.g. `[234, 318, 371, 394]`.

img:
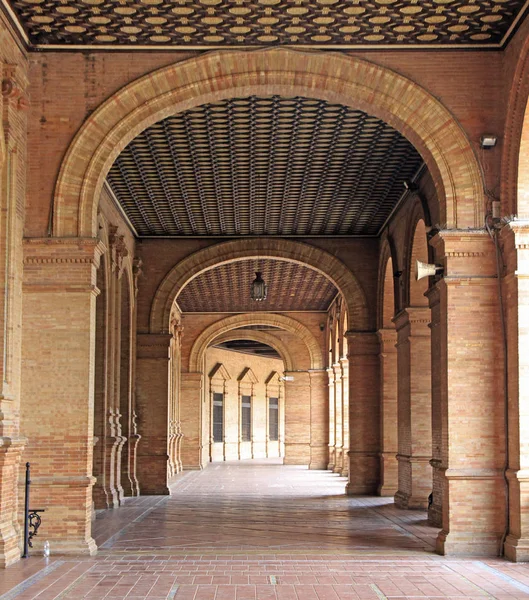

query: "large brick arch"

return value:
[189, 313, 322, 372]
[378, 237, 398, 329]
[149, 238, 369, 332]
[211, 330, 295, 372]
[502, 24, 529, 218]
[53, 48, 483, 239]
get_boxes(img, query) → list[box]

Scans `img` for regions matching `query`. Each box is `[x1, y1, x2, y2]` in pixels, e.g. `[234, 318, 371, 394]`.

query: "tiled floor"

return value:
[2, 459, 529, 599]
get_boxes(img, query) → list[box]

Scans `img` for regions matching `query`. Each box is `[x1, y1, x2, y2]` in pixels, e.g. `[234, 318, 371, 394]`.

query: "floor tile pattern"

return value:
[2, 460, 529, 599]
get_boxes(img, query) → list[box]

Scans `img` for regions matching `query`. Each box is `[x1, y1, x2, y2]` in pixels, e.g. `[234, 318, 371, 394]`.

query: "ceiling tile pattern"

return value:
[177, 259, 337, 312]
[7, 0, 527, 47]
[213, 340, 281, 359]
[107, 95, 423, 237]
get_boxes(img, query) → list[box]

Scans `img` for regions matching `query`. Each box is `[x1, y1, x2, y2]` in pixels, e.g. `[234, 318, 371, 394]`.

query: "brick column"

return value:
[394, 307, 432, 509]
[284, 371, 311, 465]
[309, 370, 328, 470]
[136, 333, 171, 494]
[430, 231, 505, 557]
[426, 285, 443, 528]
[378, 328, 398, 496]
[346, 332, 380, 495]
[503, 223, 529, 561]
[0, 65, 29, 567]
[0, 437, 25, 567]
[21, 238, 102, 555]
[180, 371, 204, 470]
[340, 357, 349, 477]
[326, 367, 335, 470]
[332, 363, 343, 473]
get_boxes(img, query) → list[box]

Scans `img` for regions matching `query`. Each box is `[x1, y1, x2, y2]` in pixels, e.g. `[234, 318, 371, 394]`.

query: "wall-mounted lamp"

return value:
[280, 375, 294, 382]
[480, 135, 497, 149]
[416, 260, 444, 281]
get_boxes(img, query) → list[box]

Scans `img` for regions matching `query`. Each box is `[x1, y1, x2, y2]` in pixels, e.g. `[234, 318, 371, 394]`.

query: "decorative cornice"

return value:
[445, 251, 486, 257]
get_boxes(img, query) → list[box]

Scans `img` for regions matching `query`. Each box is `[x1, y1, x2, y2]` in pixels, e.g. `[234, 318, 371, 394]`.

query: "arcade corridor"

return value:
[2, 462, 529, 599]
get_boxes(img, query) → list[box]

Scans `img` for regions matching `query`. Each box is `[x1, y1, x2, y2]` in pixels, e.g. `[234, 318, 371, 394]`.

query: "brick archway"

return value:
[502, 25, 529, 218]
[53, 48, 483, 239]
[149, 238, 368, 332]
[212, 330, 295, 372]
[189, 313, 323, 372]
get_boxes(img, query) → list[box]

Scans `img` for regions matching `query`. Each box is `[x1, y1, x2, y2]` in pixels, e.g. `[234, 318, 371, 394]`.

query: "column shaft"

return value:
[394, 307, 432, 509]
[346, 332, 380, 495]
[136, 333, 171, 494]
[378, 328, 398, 496]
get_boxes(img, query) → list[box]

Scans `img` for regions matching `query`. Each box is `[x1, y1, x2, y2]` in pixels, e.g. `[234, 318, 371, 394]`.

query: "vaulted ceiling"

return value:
[107, 95, 424, 237]
[4, 0, 527, 49]
[176, 259, 337, 312]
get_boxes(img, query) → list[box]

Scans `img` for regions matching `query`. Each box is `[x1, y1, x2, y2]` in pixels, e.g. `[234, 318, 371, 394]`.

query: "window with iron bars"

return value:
[269, 397, 279, 441]
[213, 392, 223, 442]
[241, 395, 252, 442]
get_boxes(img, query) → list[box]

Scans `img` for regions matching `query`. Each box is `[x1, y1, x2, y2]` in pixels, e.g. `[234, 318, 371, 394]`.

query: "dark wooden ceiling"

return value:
[176, 259, 337, 312]
[213, 340, 281, 359]
[107, 95, 423, 237]
[4, 0, 527, 49]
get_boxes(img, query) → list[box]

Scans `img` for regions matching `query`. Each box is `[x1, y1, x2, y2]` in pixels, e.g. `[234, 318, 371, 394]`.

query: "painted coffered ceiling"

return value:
[176, 259, 338, 312]
[107, 95, 424, 237]
[3, 0, 527, 49]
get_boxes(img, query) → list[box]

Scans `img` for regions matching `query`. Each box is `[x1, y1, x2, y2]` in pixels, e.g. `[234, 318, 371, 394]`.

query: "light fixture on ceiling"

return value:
[251, 271, 268, 302]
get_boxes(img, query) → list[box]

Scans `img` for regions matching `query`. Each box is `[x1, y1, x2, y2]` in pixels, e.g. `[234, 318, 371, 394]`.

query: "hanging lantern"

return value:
[251, 271, 268, 301]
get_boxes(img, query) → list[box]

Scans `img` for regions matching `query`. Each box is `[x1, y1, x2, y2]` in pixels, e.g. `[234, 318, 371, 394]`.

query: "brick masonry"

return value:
[0, 2, 527, 567]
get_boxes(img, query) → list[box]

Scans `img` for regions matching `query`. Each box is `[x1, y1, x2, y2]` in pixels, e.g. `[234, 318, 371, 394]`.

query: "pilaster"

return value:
[332, 363, 343, 473]
[430, 231, 505, 557]
[136, 333, 172, 494]
[21, 237, 103, 556]
[346, 331, 380, 495]
[393, 307, 432, 509]
[326, 367, 335, 470]
[180, 371, 204, 470]
[309, 369, 328, 470]
[284, 371, 311, 465]
[340, 357, 349, 477]
[377, 327, 398, 497]
[501, 222, 529, 561]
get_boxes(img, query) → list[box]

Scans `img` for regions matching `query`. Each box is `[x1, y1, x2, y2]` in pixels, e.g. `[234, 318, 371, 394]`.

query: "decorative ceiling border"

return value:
[1, 0, 528, 52]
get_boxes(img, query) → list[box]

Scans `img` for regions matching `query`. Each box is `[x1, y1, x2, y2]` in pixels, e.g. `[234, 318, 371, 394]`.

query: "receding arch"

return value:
[408, 219, 429, 307]
[150, 239, 369, 332]
[378, 237, 399, 328]
[53, 48, 483, 240]
[211, 330, 294, 372]
[502, 25, 529, 218]
[189, 313, 323, 372]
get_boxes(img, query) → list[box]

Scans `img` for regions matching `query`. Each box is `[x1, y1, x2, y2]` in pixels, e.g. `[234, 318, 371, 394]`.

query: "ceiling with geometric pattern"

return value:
[213, 340, 281, 359]
[107, 95, 424, 237]
[176, 259, 337, 312]
[3, 0, 527, 49]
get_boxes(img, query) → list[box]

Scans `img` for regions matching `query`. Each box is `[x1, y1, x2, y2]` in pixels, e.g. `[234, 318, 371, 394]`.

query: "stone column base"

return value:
[284, 442, 310, 466]
[32, 537, 98, 557]
[333, 448, 343, 473]
[395, 455, 431, 509]
[0, 436, 26, 568]
[136, 454, 170, 495]
[378, 451, 398, 497]
[504, 535, 529, 562]
[346, 451, 379, 495]
[436, 529, 502, 557]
